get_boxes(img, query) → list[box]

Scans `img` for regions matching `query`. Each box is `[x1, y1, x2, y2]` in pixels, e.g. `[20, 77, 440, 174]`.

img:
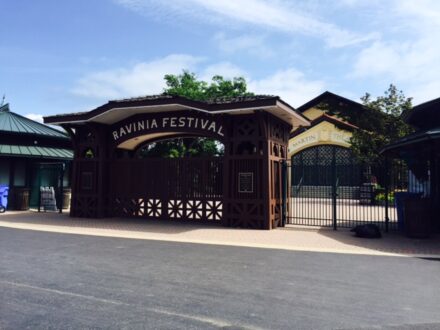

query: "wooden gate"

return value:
[108, 157, 223, 222]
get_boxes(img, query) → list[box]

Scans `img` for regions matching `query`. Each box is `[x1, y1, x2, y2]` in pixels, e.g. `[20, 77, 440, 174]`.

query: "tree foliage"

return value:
[138, 137, 223, 158]
[350, 84, 414, 165]
[163, 70, 253, 101]
[139, 71, 253, 158]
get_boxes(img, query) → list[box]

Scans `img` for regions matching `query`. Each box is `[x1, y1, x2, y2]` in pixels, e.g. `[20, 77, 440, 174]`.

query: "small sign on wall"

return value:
[238, 172, 254, 193]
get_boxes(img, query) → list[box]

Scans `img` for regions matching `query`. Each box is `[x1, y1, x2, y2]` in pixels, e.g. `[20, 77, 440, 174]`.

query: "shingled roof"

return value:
[403, 96, 440, 130]
[0, 103, 69, 139]
[44, 93, 310, 128]
[111, 94, 276, 104]
[296, 91, 364, 113]
[44, 94, 282, 120]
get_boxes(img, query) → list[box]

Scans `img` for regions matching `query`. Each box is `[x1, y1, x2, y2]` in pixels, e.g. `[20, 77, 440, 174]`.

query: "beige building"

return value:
[288, 92, 365, 189]
[288, 91, 361, 159]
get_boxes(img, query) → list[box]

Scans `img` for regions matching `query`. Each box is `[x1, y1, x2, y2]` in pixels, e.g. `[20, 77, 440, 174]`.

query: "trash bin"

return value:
[9, 187, 30, 210]
[62, 188, 71, 209]
[404, 197, 431, 238]
[394, 192, 422, 231]
[0, 185, 9, 211]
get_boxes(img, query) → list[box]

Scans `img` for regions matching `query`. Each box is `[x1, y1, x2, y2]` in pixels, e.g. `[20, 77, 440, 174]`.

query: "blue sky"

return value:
[1, 0, 440, 122]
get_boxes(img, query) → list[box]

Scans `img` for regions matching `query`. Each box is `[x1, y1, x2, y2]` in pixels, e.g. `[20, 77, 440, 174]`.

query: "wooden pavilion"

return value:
[44, 94, 309, 229]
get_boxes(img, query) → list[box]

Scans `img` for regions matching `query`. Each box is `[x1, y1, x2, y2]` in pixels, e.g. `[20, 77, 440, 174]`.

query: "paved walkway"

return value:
[1, 210, 439, 258]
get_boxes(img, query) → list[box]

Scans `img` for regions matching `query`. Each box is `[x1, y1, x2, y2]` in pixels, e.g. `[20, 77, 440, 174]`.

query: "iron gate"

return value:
[283, 145, 408, 230]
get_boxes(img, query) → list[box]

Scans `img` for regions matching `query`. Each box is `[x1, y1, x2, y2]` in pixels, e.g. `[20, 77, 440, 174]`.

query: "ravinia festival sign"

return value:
[112, 115, 225, 142]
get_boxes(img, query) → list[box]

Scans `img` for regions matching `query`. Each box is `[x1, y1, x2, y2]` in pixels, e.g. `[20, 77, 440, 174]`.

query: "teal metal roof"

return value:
[0, 103, 69, 139]
[381, 127, 440, 155]
[0, 144, 73, 159]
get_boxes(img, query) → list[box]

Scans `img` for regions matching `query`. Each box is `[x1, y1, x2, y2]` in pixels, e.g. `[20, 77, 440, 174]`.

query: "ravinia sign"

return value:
[112, 116, 224, 141]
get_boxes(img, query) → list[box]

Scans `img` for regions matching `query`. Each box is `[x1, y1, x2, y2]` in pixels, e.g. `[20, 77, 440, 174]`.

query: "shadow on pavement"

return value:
[0, 210, 225, 235]
[315, 225, 440, 257]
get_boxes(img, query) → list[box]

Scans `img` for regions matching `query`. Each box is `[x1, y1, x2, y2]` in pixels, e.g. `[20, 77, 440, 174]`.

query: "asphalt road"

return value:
[0, 228, 439, 330]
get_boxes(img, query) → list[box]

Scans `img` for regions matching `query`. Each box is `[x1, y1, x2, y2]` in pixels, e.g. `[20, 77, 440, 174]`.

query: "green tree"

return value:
[138, 137, 224, 158]
[350, 84, 414, 165]
[138, 71, 252, 158]
[164, 70, 253, 101]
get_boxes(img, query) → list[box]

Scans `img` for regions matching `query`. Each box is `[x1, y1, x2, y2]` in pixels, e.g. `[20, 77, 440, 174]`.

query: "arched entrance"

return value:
[291, 145, 361, 189]
[44, 95, 309, 229]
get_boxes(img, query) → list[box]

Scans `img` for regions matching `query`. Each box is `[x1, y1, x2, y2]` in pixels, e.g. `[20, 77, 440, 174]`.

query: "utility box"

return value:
[359, 183, 375, 205]
[404, 197, 431, 238]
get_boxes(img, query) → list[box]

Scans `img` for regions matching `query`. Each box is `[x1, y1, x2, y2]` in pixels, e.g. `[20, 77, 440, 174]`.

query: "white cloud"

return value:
[350, 0, 440, 103]
[353, 42, 403, 78]
[394, 0, 440, 29]
[115, 0, 376, 48]
[248, 68, 325, 107]
[25, 113, 44, 123]
[200, 62, 247, 82]
[72, 54, 203, 100]
[410, 81, 440, 105]
[72, 54, 325, 107]
[213, 33, 273, 58]
[353, 39, 439, 82]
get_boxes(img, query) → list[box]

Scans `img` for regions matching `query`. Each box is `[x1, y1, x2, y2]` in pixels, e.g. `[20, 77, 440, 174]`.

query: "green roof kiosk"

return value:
[0, 103, 73, 211]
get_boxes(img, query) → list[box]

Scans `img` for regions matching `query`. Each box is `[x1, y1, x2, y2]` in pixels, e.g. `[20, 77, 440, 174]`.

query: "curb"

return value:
[1, 220, 439, 259]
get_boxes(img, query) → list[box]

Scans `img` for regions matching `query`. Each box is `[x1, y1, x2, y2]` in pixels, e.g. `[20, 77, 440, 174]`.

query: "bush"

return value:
[375, 191, 395, 204]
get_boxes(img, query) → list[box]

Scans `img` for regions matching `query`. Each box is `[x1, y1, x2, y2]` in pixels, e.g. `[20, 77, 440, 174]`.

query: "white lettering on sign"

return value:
[112, 116, 224, 141]
[289, 130, 351, 154]
[151, 119, 158, 129]
[331, 132, 350, 144]
[291, 135, 318, 149]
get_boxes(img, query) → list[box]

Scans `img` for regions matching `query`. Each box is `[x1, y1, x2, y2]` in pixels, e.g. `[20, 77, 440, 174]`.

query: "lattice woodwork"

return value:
[146, 199, 162, 217]
[168, 199, 184, 218]
[227, 201, 265, 229]
[291, 145, 361, 186]
[71, 196, 98, 218]
[273, 202, 282, 228]
[206, 200, 222, 221]
[186, 200, 203, 219]
[110, 196, 222, 222]
[113, 197, 144, 217]
[237, 118, 257, 137]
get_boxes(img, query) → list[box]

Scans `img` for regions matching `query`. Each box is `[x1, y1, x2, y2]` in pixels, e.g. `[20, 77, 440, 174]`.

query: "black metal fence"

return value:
[284, 145, 411, 231]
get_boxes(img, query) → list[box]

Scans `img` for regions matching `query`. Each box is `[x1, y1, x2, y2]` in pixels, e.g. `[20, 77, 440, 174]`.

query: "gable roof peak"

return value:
[0, 104, 69, 139]
[296, 91, 363, 113]
[0, 103, 10, 112]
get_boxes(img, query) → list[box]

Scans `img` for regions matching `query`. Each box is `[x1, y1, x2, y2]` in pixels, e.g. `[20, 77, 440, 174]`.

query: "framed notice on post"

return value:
[238, 172, 254, 193]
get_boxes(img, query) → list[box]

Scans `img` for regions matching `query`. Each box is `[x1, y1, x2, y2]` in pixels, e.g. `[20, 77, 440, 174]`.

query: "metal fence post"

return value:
[332, 146, 337, 230]
[38, 166, 41, 213]
[384, 157, 390, 233]
[59, 163, 65, 214]
[281, 160, 287, 227]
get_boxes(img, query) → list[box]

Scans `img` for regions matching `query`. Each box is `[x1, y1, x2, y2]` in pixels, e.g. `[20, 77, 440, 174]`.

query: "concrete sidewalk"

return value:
[1, 210, 439, 258]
